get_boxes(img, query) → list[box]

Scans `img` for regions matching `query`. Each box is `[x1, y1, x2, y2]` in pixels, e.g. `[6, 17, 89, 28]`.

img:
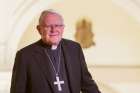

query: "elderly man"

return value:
[10, 9, 101, 93]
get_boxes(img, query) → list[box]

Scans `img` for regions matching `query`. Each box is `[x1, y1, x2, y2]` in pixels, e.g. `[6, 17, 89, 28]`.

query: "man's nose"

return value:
[50, 25, 56, 32]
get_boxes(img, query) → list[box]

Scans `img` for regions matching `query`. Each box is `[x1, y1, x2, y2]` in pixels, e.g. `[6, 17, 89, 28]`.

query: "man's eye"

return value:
[43, 24, 64, 29]
[46, 25, 51, 28]
[55, 25, 60, 27]
[55, 25, 64, 27]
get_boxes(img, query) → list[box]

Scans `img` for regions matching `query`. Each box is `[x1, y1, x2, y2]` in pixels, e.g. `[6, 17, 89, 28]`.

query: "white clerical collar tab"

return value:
[51, 45, 58, 50]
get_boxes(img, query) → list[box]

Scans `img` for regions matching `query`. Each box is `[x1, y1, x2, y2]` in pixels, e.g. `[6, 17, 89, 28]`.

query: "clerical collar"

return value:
[51, 45, 58, 50]
[40, 39, 62, 50]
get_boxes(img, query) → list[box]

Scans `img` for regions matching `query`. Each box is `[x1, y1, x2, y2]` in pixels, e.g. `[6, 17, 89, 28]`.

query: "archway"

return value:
[5, 0, 60, 67]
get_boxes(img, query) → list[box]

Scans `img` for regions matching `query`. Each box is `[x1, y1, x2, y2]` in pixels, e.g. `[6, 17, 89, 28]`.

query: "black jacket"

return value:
[10, 39, 101, 93]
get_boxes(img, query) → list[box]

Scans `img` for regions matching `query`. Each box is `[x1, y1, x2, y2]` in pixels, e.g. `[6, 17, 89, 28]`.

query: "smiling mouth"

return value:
[49, 32, 59, 36]
[49, 34, 59, 37]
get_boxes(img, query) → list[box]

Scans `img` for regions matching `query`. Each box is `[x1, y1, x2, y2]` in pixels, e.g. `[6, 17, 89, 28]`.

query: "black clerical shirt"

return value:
[45, 44, 71, 93]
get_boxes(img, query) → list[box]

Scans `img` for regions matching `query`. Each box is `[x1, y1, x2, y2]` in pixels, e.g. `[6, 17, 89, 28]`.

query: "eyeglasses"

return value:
[41, 24, 64, 30]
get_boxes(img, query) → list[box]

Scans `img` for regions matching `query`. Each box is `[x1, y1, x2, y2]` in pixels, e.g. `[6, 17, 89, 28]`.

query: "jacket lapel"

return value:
[34, 40, 56, 93]
[61, 40, 76, 93]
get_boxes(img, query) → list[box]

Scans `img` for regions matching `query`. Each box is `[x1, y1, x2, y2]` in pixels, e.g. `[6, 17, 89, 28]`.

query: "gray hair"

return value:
[38, 9, 63, 25]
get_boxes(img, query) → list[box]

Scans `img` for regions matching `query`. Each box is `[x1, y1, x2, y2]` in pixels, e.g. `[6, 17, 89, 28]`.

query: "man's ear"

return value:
[37, 25, 42, 35]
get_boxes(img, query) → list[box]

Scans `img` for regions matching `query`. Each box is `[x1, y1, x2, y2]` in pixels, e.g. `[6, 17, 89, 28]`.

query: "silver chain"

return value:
[44, 46, 61, 76]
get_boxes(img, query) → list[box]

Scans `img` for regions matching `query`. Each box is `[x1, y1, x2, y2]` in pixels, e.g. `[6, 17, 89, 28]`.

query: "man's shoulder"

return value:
[18, 40, 41, 53]
[18, 39, 81, 53]
[62, 38, 81, 49]
[62, 38, 79, 46]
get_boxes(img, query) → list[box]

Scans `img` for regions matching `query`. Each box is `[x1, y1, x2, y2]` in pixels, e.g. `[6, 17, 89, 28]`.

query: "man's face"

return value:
[38, 13, 64, 45]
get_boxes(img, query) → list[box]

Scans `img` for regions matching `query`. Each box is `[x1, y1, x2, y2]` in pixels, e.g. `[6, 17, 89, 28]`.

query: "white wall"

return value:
[0, 0, 140, 68]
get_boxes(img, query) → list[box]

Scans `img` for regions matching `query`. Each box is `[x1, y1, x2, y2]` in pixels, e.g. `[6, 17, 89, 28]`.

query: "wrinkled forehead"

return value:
[39, 11, 64, 25]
